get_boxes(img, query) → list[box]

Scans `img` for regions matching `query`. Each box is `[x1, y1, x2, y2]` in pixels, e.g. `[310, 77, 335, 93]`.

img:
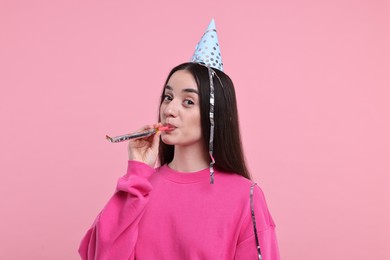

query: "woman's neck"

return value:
[169, 143, 209, 173]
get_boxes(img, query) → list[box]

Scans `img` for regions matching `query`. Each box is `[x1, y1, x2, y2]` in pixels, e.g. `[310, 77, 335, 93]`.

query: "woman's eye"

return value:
[163, 94, 173, 102]
[183, 99, 194, 106]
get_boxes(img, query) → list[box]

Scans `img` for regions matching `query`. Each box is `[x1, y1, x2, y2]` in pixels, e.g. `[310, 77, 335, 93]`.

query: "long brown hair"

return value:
[158, 62, 251, 180]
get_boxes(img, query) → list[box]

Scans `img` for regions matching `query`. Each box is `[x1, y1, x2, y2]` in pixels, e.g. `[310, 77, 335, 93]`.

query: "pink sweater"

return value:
[79, 161, 280, 259]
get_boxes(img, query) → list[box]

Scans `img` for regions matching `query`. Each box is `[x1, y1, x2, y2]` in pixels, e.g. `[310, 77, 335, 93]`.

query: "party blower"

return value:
[106, 126, 171, 143]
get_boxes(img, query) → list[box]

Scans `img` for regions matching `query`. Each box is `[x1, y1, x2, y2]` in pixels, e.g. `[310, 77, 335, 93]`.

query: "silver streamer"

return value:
[250, 183, 263, 260]
[208, 67, 215, 184]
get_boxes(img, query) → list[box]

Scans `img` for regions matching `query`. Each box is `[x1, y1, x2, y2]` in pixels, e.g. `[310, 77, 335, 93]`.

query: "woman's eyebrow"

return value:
[165, 85, 199, 95]
[182, 88, 199, 94]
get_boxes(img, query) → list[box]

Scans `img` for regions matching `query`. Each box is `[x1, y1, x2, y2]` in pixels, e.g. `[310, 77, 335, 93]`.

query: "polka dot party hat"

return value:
[190, 19, 223, 71]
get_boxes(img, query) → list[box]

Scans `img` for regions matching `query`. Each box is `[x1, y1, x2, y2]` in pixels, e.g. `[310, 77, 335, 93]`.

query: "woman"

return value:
[79, 62, 280, 259]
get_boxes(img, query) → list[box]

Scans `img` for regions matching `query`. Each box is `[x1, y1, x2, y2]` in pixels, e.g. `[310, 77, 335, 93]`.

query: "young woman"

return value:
[79, 62, 280, 259]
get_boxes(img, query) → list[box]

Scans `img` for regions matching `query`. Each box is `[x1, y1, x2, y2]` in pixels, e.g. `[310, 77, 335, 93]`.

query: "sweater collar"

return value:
[158, 164, 212, 184]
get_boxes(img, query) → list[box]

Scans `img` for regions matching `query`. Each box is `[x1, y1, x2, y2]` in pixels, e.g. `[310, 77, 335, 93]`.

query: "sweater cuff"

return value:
[126, 160, 155, 179]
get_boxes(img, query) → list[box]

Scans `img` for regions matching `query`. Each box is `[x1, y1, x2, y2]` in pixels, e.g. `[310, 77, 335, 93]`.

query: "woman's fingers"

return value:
[127, 123, 162, 166]
[151, 131, 161, 153]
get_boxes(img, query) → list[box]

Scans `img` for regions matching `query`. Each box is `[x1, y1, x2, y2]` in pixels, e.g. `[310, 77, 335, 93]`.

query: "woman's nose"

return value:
[163, 100, 178, 118]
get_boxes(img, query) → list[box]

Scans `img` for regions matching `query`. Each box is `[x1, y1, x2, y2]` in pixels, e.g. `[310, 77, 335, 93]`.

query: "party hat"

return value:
[190, 19, 223, 71]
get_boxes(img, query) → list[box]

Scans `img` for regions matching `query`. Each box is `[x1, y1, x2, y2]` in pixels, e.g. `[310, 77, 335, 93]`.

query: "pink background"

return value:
[1, 0, 389, 259]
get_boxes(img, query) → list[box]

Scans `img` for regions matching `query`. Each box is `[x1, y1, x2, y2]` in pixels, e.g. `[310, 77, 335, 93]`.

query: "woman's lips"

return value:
[163, 124, 176, 132]
[158, 126, 170, 131]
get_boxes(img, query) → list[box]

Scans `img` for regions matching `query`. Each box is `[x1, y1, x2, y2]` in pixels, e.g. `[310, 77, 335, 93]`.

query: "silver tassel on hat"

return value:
[190, 18, 264, 259]
[208, 67, 216, 184]
[190, 19, 223, 184]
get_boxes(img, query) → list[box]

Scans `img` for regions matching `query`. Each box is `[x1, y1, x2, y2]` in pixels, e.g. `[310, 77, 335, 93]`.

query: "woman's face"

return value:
[160, 70, 203, 147]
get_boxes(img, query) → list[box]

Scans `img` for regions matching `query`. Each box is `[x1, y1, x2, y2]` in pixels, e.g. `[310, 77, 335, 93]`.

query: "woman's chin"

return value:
[161, 136, 176, 145]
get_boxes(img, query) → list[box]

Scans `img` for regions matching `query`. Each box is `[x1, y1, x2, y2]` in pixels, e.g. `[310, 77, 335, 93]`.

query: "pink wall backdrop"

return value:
[1, 0, 389, 259]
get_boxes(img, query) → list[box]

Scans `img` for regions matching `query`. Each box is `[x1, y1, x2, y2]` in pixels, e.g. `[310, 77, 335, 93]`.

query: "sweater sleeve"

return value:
[78, 160, 155, 260]
[234, 185, 280, 260]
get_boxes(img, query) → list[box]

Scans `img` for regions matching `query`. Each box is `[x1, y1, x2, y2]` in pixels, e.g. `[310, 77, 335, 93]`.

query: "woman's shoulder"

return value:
[215, 169, 270, 206]
[215, 170, 258, 197]
[215, 168, 255, 188]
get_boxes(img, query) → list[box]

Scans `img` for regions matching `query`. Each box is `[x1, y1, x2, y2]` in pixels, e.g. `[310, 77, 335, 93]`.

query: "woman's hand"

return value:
[127, 123, 163, 167]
